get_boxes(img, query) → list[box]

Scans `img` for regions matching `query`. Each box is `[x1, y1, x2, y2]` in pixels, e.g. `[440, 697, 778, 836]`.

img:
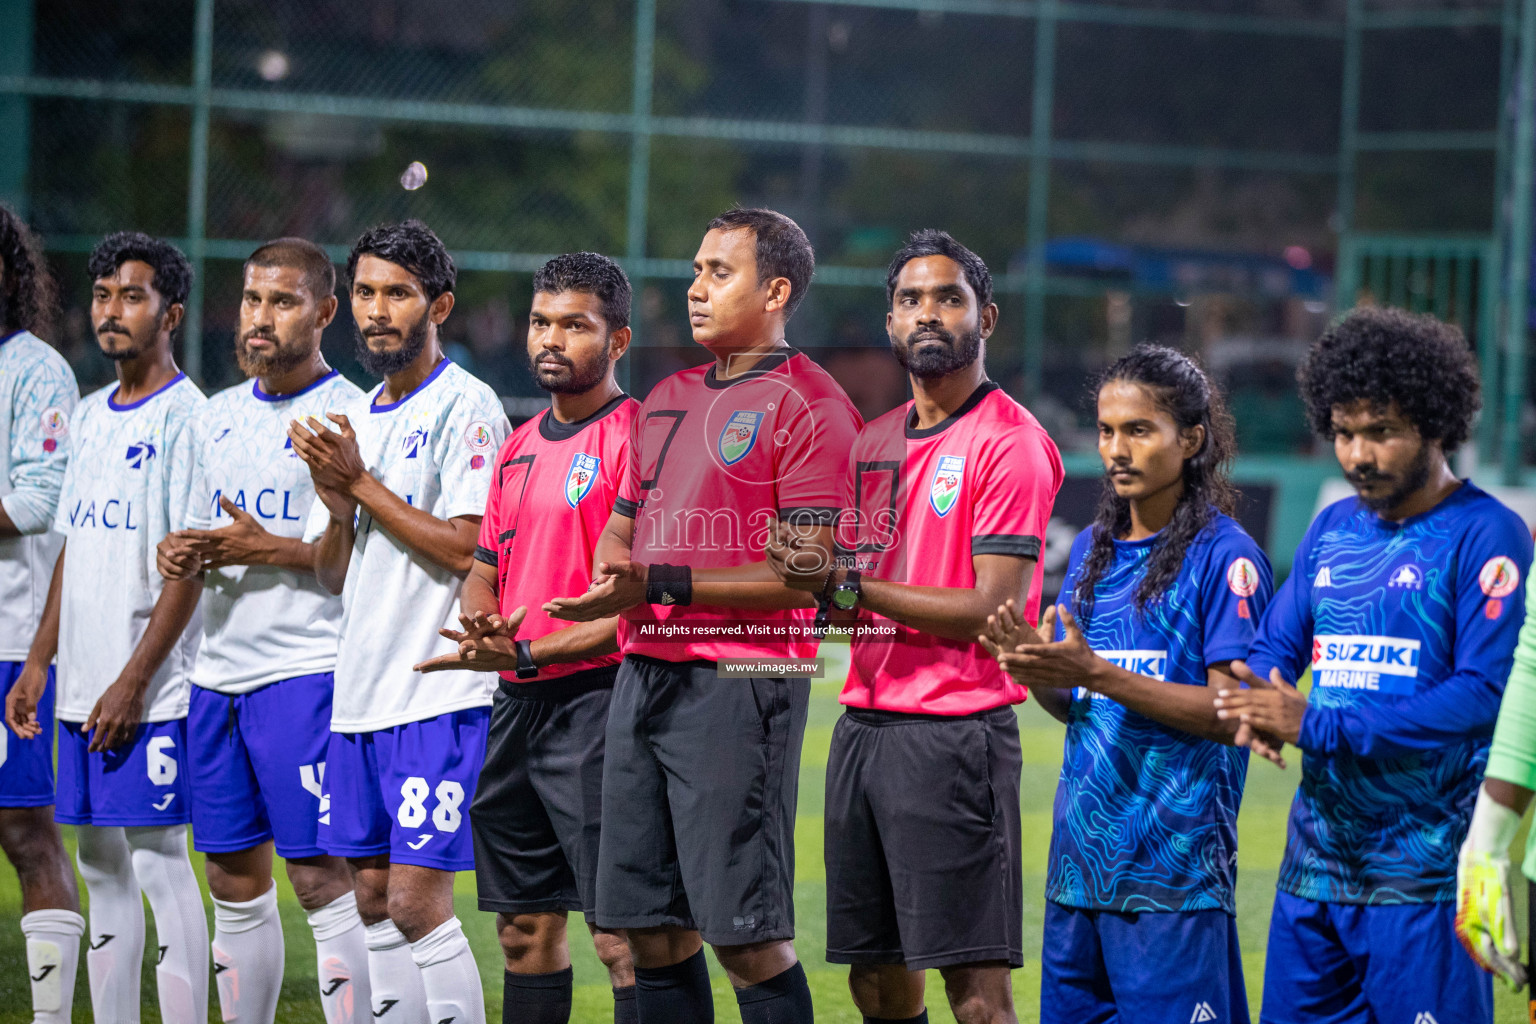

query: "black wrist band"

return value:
[646, 564, 693, 607]
[515, 639, 538, 679]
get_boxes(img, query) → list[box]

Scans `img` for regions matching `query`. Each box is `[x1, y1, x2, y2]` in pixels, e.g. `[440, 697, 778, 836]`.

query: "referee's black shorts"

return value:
[470, 666, 617, 921]
[595, 654, 810, 946]
[824, 704, 1024, 971]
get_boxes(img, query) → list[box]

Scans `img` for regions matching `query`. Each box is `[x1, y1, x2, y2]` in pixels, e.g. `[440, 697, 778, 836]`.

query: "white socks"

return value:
[410, 917, 485, 1024]
[75, 824, 145, 1024]
[125, 826, 209, 1024]
[212, 883, 284, 1023]
[365, 919, 427, 1021]
[21, 908, 84, 1024]
[306, 891, 371, 1024]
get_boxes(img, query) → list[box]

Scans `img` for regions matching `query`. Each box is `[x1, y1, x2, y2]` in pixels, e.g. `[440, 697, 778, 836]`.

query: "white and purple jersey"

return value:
[53, 374, 204, 723]
[182, 370, 364, 694]
[303, 360, 510, 733]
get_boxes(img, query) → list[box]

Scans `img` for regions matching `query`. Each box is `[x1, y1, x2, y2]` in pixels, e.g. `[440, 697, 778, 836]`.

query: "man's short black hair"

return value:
[532, 252, 632, 331]
[246, 237, 336, 302]
[886, 229, 993, 308]
[706, 207, 815, 320]
[87, 231, 193, 308]
[346, 220, 456, 300]
[1299, 306, 1482, 451]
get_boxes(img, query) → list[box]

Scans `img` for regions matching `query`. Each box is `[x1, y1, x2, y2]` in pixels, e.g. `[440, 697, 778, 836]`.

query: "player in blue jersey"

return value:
[0, 206, 85, 1024]
[1215, 307, 1533, 1024]
[982, 344, 1272, 1024]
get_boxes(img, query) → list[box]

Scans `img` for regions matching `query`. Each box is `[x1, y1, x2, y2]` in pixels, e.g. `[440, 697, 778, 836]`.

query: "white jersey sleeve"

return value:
[0, 332, 80, 657]
[433, 385, 511, 520]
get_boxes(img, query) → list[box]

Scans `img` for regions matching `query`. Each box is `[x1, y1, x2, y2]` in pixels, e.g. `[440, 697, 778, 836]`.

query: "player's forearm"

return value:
[691, 561, 818, 610]
[352, 474, 477, 575]
[592, 517, 634, 576]
[255, 536, 318, 575]
[529, 618, 620, 666]
[459, 563, 499, 619]
[1029, 684, 1071, 723]
[314, 518, 354, 595]
[0, 503, 19, 538]
[1086, 663, 1236, 744]
[858, 577, 1009, 643]
[23, 544, 65, 670]
[1299, 670, 1504, 758]
[117, 576, 202, 692]
[1483, 777, 1536, 818]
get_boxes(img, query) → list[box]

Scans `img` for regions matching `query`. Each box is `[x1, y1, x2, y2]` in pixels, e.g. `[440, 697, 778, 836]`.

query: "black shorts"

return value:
[470, 666, 617, 920]
[595, 654, 810, 946]
[824, 705, 1024, 971]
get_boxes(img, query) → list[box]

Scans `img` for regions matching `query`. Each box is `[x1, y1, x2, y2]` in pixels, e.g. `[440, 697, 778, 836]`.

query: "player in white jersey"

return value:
[290, 220, 511, 1024]
[156, 239, 370, 1024]
[8, 232, 208, 1023]
[0, 206, 85, 1024]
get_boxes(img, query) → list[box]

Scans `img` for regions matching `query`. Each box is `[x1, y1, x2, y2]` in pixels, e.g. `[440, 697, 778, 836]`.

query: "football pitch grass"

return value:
[0, 650, 1529, 1021]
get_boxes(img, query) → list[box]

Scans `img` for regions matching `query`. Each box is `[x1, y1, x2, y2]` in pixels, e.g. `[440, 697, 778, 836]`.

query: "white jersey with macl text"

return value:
[53, 373, 205, 722]
[182, 369, 365, 695]
[0, 331, 79, 660]
[304, 359, 510, 732]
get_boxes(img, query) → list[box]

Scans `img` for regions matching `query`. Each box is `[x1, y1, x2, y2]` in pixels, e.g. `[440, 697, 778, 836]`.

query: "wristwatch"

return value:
[831, 569, 862, 611]
[515, 639, 538, 680]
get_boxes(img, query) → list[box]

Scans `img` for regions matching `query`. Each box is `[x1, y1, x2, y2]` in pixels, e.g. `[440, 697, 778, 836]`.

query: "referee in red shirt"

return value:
[417, 253, 639, 1024]
[770, 231, 1063, 1024]
[547, 209, 862, 1024]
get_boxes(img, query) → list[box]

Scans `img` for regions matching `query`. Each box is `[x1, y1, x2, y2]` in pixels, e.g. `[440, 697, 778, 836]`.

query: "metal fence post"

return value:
[1502, 0, 1536, 484]
[0, 0, 33, 217]
[623, 0, 657, 393]
[183, 0, 214, 383]
[1023, 0, 1057, 403]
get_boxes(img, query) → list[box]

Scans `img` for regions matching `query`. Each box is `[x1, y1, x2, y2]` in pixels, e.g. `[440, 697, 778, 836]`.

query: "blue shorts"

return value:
[1260, 890, 1491, 1024]
[320, 708, 489, 872]
[1040, 901, 1249, 1024]
[55, 718, 191, 826]
[0, 662, 55, 807]
[188, 674, 334, 859]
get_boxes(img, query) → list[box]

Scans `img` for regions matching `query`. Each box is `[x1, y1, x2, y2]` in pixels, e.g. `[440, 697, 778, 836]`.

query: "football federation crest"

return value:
[40, 407, 68, 439]
[1481, 555, 1521, 598]
[717, 411, 763, 466]
[929, 455, 965, 517]
[402, 427, 429, 459]
[1226, 557, 1260, 597]
[464, 421, 495, 453]
[564, 453, 601, 508]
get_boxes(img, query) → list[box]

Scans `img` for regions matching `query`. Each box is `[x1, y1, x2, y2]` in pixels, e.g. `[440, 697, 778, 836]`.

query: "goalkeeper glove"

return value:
[1456, 788, 1527, 990]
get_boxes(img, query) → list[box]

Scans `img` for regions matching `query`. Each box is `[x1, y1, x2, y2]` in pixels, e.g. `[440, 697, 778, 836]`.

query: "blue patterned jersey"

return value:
[1247, 482, 1533, 904]
[1047, 512, 1273, 914]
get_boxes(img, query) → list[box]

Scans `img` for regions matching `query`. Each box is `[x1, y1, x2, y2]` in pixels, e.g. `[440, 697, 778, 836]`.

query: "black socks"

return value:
[734, 962, 815, 1024]
[503, 967, 573, 1024]
[634, 947, 715, 1023]
[613, 983, 639, 1024]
